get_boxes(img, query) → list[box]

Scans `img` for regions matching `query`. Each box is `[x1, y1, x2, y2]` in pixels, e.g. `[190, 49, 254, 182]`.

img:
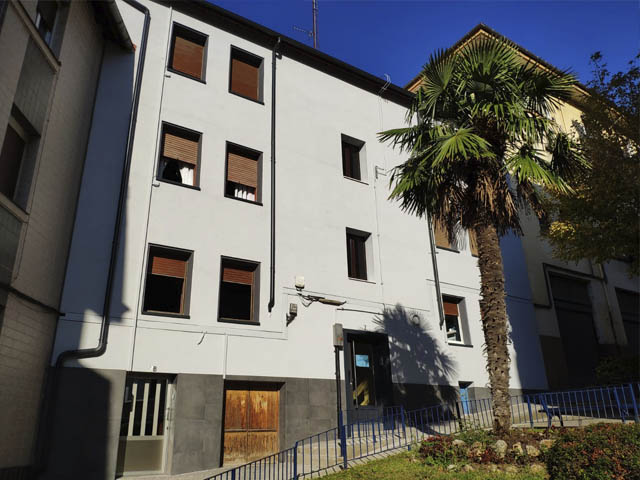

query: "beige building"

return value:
[407, 24, 639, 391]
[0, 1, 131, 477]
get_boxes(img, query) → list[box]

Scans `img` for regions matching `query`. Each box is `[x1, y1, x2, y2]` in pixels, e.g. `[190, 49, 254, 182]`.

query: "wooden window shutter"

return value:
[469, 229, 479, 256]
[163, 131, 198, 166]
[227, 150, 258, 189]
[172, 34, 204, 79]
[231, 57, 259, 100]
[151, 254, 186, 278]
[223, 266, 254, 285]
[443, 300, 458, 316]
[434, 221, 450, 249]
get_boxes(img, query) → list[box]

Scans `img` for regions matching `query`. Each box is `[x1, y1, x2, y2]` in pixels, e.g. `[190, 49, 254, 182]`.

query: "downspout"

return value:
[427, 215, 445, 329]
[268, 36, 281, 312]
[36, 0, 150, 473]
[55, 0, 150, 366]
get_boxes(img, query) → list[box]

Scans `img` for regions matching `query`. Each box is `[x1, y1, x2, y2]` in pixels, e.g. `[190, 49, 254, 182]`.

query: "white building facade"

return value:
[47, 2, 547, 478]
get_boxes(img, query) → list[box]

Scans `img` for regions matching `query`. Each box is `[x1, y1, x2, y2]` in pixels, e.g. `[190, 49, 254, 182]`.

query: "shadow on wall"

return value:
[373, 304, 459, 410]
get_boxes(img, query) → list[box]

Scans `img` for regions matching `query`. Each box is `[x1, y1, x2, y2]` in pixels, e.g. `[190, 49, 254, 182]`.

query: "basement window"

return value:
[218, 258, 259, 324]
[158, 123, 200, 188]
[168, 24, 207, 81]
[229, 47, 264, 102]
[225, 143, 262, 203]
[143, 246, 192, 316]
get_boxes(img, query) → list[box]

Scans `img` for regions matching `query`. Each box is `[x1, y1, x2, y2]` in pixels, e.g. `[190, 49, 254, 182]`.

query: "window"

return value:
[469, 229, 479, 256]
[143, 246, 192, 316]
[218, 258, 259, 324]
[158, 123, 200, 188]
[341, 135, 365, 181]
[0, 117, 27, 201]
[229, 47, 263, 102]
[434, 220, 458, 251]
[443, 297, 463, 343]
[346, 229, 370, 280]
[35, 0, 58, 45]
[168, 24, 207, 81]
[225, 143, 261, 203]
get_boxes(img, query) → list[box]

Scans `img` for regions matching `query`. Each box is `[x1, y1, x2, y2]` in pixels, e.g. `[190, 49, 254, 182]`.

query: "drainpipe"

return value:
[427, 215, 445, 329]
[37, 0, 150, 472]
[267, 36, 281, 312]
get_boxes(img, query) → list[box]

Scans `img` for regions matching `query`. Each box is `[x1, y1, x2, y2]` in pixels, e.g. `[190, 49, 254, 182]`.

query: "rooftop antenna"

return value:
[293, 0, 318, 48]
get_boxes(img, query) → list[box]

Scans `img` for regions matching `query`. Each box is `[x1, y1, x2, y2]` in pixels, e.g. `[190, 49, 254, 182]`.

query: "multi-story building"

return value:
[45, 2, 548, 478]
[0, 1, 132, 478]
[407, 24, 639, 391]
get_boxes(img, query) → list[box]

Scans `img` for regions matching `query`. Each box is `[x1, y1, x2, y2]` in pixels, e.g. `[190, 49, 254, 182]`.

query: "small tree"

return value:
[379, 38, 585, 434]
[542, 53, 640, 275]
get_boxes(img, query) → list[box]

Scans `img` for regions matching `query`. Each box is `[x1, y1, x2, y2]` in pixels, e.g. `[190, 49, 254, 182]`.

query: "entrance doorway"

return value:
[116, 375, 173, 476]
[459, 382, 472, 414]
[344, 331, 393, 422]
[222, 383, 280, 465]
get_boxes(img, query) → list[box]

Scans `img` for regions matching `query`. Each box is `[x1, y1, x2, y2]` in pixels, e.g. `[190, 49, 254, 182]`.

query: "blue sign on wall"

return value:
[355, 354, 370, 368]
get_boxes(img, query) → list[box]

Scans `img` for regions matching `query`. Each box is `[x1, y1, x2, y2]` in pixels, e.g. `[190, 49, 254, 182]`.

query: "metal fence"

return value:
[208, 383, 639, 480]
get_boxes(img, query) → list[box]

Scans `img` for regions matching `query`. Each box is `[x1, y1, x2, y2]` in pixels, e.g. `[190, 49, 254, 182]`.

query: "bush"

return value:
[595, 355, 640, 385]
[545, 423, 640, 480]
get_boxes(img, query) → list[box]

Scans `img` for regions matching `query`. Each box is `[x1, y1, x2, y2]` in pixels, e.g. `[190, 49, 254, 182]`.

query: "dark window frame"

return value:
[167, 22, 208, 83]
[142, 244, 193, 318]
[346, 229, 370, 281]
[341, 134, 365, 181]
[224, 141, 263, 206]
[228, 45, 265, 104]
[218, 256, 260, 325]
[157, 122, 202, 190]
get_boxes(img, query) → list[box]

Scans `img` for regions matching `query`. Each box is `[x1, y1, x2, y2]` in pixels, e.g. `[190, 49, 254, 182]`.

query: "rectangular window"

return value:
[0, 117, 27, 201]
[225, 143, 261, 203]
[158, 124, 200, 188]
[443, 297, 463, 343]
[169, 24, 207, 81]
[346, 230, 369, 280]
[341, 135, 365, 181]
[35, 0, 58, 45]
[229, 47, 263, 102]
[434, 220, 458, 251]
[219, 258, 259, 324]
[143, 246, 192, 316]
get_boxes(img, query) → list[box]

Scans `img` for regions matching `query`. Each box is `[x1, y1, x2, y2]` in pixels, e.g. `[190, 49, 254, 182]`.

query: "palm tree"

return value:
[379, 37, 585, 434]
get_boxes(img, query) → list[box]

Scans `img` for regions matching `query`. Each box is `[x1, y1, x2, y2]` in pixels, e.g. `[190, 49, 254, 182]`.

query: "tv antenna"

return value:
[293, 0, 318, 48]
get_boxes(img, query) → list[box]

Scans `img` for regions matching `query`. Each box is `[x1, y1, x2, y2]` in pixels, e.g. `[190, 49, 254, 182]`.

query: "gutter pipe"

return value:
[268, 36, 281, 312]
[427, 215, 445, 328]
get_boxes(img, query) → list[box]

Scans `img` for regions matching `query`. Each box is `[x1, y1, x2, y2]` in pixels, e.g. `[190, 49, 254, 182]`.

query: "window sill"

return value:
[142, 311, 191, 320]
[348, 277, 376, 284]
[225, 194, 262, 206]
[343, 176, 369, 186]
[167, 67, 206, 84]
[0, 192, 29, 223]
[218, 318, 260, 326]
[228, 89, 264, 105]
[436, 246, 460, 254]
[448, 342, 473, 348]
[156, 178, 201, 191]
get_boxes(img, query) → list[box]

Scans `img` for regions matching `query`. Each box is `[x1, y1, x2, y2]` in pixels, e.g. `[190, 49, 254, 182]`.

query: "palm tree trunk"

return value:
[475, 223, 511, 435]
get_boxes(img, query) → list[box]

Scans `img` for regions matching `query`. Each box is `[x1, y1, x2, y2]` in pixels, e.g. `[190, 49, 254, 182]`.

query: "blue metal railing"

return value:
[208, 383, 639, 480]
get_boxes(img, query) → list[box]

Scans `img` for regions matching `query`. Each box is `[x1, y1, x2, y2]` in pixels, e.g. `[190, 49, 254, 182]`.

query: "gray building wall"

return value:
[0, 1, 107, 474]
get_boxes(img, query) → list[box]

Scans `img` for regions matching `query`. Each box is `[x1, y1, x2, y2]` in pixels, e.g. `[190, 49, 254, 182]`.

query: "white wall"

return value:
[52, 0, 548, 392]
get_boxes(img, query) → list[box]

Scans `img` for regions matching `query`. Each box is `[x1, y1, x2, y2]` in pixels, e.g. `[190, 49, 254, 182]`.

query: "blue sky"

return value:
[214, 0, 639, 87]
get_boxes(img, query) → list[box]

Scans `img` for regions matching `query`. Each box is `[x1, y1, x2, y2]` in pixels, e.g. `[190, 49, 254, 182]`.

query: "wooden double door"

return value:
[223, 383, 280, 465]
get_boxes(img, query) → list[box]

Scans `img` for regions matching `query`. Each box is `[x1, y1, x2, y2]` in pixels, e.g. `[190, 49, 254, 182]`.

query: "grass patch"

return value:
[323, 451, 547, 479]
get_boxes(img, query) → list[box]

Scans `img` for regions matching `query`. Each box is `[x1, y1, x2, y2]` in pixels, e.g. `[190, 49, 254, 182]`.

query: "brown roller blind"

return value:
[163, 131, 198, 165]
[231, 57, 259, 100]
[172, 35, 204, 79]
[223, 266, 254, 285]
[469, 229, 479, 256]
[227, 150, 258, 188]
[443, 301, 458, 316]
[151, 255, 186, 278]
[434, 221, 451, 249]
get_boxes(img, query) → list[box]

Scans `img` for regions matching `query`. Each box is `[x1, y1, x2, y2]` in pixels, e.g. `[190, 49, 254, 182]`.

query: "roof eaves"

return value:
[91, 0, 134, 51]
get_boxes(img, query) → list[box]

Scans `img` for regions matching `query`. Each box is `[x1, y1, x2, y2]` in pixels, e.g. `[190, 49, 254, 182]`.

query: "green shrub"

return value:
[545, 423, 640, 480]
[418, 436, 462, 466]
[595, 355, 640, 384]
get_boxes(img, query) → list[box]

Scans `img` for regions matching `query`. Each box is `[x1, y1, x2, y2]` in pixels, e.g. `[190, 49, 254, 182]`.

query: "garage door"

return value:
[223, 384, 279, 465]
